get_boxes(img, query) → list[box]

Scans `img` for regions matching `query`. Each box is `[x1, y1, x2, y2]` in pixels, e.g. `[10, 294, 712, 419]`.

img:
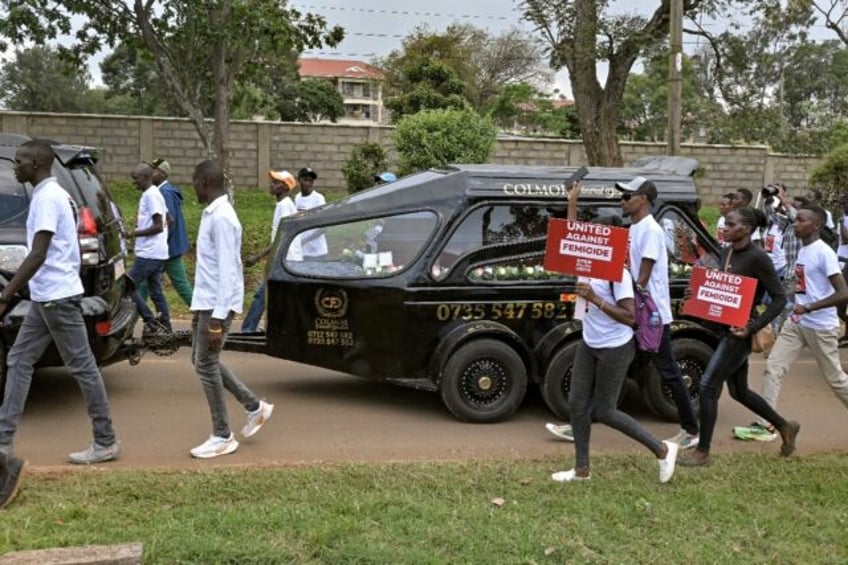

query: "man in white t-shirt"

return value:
[617, 176, 700, 449]
[715, 192, 735, 247]
[294, 167, 327, 260]
[747, 206, 848, 442]
[241, 169, 302, 332]
[0, 140, 121, 507]
[125, 163, 171, 335]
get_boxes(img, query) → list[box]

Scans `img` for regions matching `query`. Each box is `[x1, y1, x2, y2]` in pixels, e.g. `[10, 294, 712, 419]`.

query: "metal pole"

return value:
[668, 0, 683, 155]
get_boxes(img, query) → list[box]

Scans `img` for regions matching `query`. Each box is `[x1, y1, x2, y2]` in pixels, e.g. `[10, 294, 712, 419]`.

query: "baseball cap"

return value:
[615, 176, 657, 203]
[375, 172, 397, 183]
[298, 167, 318, 180]
[149, 158, 172, 175]
[269, 169, 297, 189]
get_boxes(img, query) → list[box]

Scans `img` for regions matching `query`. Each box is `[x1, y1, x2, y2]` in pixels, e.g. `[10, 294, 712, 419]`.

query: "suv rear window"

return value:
[0, 158, 29, 228]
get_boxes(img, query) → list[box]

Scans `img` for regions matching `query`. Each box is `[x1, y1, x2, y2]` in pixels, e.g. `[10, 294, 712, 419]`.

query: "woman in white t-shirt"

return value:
[551, 183, 678, 484]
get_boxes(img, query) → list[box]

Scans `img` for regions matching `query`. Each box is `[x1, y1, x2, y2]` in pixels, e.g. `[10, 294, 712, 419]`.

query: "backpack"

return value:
[608, 279, 663, 353]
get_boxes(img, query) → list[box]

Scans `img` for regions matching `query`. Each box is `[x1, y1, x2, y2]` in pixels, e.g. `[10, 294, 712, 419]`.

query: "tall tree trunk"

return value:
[211, 0, 234, 197]
[133, 0, 216, 161]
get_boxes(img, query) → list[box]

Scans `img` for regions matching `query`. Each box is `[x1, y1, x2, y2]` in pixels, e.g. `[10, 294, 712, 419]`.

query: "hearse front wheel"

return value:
[440, 339, 527, 423]
[541, 342, 578, 420]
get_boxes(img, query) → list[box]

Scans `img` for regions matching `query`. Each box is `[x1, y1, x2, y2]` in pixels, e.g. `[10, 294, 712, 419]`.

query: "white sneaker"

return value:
[667, 429, 699, 450]
[242, 400, 274, 438]
[658, 440, 679, 483]
[190, 433, 239, 459]
[551, 469, 590, 483]
[545, 423, 574, 442]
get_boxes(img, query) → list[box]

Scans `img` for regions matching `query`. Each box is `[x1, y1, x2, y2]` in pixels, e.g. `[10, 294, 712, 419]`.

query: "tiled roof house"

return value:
[298, 58, 386, 124]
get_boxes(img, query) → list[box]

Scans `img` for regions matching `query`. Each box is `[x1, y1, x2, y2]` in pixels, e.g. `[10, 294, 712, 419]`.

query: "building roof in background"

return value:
[298, 58, 384, 80]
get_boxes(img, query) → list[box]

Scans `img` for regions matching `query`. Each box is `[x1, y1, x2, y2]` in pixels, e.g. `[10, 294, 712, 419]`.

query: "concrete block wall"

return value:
[0, 111, 822, 207]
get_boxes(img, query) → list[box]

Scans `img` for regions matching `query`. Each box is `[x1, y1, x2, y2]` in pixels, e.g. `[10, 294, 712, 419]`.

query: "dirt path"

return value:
[13, 348, 848, 470]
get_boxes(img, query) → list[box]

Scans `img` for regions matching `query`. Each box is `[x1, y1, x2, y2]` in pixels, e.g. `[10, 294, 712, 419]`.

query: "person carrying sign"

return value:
[680, 207, 799, 467]
[550, 182, 678, 484]
[616, 177, 700, 449]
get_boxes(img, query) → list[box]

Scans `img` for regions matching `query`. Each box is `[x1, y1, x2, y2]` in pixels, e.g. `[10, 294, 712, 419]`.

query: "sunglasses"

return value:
[620, 193, 638, 201]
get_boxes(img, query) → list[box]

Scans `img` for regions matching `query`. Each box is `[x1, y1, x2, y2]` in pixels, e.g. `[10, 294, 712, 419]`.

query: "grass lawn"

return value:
[2, 453, 846, 563]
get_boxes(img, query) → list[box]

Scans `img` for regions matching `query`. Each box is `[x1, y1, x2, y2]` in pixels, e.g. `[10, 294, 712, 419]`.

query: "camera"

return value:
[761, 184, 779, 197]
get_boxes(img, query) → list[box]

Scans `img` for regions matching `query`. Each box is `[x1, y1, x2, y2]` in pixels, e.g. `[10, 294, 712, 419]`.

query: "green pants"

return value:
[137, 255, 193, 307]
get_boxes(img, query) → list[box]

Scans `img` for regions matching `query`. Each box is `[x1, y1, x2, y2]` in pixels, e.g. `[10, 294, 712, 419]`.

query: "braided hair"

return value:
[731, 206, 766, 235]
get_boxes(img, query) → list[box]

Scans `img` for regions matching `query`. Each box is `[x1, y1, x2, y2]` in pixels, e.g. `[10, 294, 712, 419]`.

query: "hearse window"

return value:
[658, 209, 719, 279]
[466, 253, 573, 284]
[284, 210, 438, 278]
[436, 205, 554, 273]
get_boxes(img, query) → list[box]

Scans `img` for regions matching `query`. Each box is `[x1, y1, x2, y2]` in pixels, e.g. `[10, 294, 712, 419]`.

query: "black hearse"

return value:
[229, 159, 722, 422]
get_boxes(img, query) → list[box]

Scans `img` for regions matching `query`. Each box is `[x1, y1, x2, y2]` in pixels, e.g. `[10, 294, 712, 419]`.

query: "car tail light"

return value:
[77, 207, 100, 266]
[95, 321, 112, 336]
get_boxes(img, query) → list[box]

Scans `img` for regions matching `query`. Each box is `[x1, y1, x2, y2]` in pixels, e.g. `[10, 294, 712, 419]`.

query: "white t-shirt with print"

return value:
[272, 196, 303, 261]
[793, 239, 842, 330]
[763, 222, 786, 273]
[27, 177, 84, 302]
[628, 215, 672, 324]
[579, 271, 635, 349]
[294, 191, 328, 257]
[134, 186, 169, 260]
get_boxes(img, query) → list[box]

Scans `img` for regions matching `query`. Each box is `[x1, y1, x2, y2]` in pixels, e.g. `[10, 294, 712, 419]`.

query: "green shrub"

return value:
[810, 142, 848, 210]
[392, 108, 497, 175]
[340, 142, 388, 194]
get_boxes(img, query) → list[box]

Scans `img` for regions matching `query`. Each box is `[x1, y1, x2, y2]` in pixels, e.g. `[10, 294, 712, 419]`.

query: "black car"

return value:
[0, 134, 138, 398]
[228, 159, 722, 423]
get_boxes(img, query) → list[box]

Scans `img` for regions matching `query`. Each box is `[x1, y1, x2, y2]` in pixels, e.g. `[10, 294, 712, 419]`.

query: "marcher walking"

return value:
[0, 140, 121, 507]
[617, 176, 700, 448]
[188, 160, 273, 459]
[680, 208, 800, 466]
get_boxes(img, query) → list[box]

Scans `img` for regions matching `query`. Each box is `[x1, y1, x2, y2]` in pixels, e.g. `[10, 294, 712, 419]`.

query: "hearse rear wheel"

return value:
[440, 339, 527, 423]
[542, 341, 629, 421]
[641, 337, 711, 422]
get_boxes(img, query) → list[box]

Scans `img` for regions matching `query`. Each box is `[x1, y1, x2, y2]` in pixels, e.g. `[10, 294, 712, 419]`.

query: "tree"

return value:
[378, 24, 551, 116]
[620, 50, 718, 143]
[393, 108, 497, 174]
[0, 45, 92, 112]
[341, 142, 389, 194]
[384, 58, 470, 122]
[521, 0, 760, 165]
[290, 79, 345, 123]
[810, 143, 848, 201]
[100, 41, 183, 116]
[0, 1, 343, 176]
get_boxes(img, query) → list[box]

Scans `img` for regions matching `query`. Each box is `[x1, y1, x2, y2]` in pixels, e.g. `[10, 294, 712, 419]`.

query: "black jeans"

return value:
[651, 324, 699, 434]
[697, 333, 787, 452]
[570, 339, 663, 470]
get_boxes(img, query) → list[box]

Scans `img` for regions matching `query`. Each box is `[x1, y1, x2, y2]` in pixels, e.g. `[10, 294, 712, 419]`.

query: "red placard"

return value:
[544, 219, 629, 282]
[682, 266, 758, 327]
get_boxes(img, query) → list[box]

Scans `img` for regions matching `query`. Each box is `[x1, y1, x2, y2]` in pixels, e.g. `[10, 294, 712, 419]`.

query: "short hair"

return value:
[721, 192, 736, 201]
[735, 188, 753, 205]
[194, 159, 224, 188]
[800, 204, 828, 227]
[20, 139, 55, 167]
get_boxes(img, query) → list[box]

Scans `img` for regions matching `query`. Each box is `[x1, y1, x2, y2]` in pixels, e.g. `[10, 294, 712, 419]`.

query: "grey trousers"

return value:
[756, 319, 848, 427]
[191, 311, 259, 438]
[0, 296, 117, 449]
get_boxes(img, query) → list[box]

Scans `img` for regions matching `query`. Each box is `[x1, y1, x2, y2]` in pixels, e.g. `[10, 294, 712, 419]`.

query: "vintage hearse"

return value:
[228, 159, 723, 423]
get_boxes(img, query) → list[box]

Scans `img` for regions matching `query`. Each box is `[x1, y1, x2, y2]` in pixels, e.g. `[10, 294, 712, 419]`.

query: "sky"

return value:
[72, 0, 842, 98]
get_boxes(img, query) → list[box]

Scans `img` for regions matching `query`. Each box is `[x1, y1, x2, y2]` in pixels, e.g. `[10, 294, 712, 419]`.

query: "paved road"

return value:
[12, 347, 848, 469]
